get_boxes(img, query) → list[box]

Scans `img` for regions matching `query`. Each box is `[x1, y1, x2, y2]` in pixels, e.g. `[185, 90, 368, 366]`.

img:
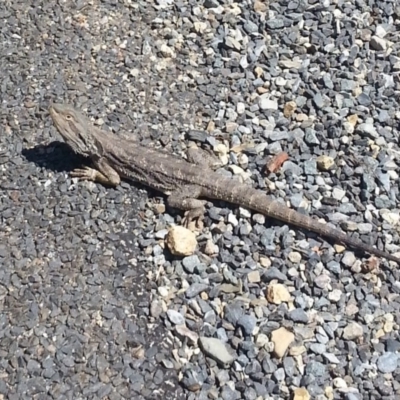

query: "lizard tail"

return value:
[225, 185, 400, 264]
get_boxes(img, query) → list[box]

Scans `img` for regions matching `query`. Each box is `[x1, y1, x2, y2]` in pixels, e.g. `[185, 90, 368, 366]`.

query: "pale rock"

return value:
[270, 327, 295, 358]
[255, 333, 269, 347]
[328, 289, 342, 302]
[342, 322, 363, 340]
[333, 377, 347, 388]
[166, 226, 197, 256]
[283, 101, 297, 118]
[175, 325, 199, 344]
[293, 387, 310, 400]
[288, 251, 302, 263]
[370, 35, 387, 51]
[247, 270, 261, 283]
[160, 43, 175, 58]
[236, 102, 245, 114]
[199, 337, 235, 366]
[317, 155, 335, 171]
[193, 21, 207, 33]
[266, 283, 291, 304]
[259, 96, 278, 110]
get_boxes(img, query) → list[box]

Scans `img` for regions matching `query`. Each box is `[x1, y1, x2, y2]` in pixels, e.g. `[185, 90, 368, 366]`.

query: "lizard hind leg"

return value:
[167, 184, 206, 228]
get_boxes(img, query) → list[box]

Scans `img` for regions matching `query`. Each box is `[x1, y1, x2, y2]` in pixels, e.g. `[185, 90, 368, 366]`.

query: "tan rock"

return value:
[342, 322, 363, 340]
[151, 203, 166, 215]
[296, 113, 309, 122]
[289, 345, 306, 356]
[347, 114, 358, 127]
[270, 327, 294, 358]
[260, 256, 271, 268]
[325, 386, 334, 400]
[293, 387, 310, 400]
[203, 239, 218, 256]
[225, 121, 238, 133]
[254, 66, 264, 78]
[283, 101, 297, 118]
[248, 270, 261, 283]
[165, 226, 197, 256]
[254, 0, 268, 13]
[206, 120, 215, 132]
[266, 283, 291, 304]
[316, 155, 335, 171]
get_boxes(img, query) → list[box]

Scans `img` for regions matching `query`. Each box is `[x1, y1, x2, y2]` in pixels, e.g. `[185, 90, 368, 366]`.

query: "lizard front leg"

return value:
[70, 157, 121, 187]
[167, 184, 206, 227]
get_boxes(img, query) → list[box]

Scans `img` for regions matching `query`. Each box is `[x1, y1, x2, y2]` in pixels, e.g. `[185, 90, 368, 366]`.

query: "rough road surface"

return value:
[1, 1, 400, 399]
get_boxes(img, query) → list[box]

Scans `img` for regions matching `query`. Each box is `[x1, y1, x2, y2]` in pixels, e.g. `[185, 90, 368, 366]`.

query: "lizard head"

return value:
[49, 103, 103, 157]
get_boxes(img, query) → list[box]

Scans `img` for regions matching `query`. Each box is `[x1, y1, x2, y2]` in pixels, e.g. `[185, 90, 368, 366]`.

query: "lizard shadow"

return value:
[22, 141, 87, 174]
[22, 139, 169, 199]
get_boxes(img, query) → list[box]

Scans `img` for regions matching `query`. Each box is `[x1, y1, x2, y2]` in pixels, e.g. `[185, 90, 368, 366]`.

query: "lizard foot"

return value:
[182, 207, 205, 230]
[70, 166, 98, 181]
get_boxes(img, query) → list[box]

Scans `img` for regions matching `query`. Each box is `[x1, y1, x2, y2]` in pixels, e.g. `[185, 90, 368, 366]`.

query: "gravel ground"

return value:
[1, 0, 400, 399]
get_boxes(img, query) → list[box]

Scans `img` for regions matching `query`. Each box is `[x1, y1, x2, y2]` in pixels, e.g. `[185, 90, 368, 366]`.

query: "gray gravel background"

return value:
[1, 0, 400, 399]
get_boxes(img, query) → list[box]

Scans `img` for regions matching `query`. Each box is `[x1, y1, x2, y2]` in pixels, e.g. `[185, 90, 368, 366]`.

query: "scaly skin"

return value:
[48, 103, 400, 264]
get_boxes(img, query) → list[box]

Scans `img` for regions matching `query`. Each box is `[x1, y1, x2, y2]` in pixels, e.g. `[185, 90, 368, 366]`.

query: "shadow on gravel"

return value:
[22, 141, 88, 174]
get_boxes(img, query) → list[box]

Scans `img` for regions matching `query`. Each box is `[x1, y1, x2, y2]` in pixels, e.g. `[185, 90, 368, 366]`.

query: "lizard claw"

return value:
[70, 166, 97, 181]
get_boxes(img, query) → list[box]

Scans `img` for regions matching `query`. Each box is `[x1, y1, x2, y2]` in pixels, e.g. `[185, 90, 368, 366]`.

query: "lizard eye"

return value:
[65, 114, 72, 120]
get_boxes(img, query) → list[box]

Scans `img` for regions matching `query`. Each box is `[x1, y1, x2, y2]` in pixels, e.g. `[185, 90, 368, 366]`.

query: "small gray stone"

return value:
[182, 255, 201, 273]
[356, 123, 379, 139]
[357, 223, 373, 234]
[259, 97, 278, 110]
[263, 267, 287, 282]
[313, 92, 326, 109]
[167, 309, 185, 325]
[186, 283, 208, 298]
[150, 300, 163, 318]
[281, 161, 303, 176]
[266, 19, 285, 29]
[290, 193, 304, 208]
[237, 314, 257, 336]
[304, 159, 318, 175]
[386, 339, 400, 352]
[224, 303, 244, 325]
[341, 252, 356, 266]
[370, 35, 387, 51]
[199, 337, 235, 366]
[289, 308, 308, 323]
[269, 131, 290, 141]
[357, 93, 371, 106]
[243, 20, 258, 34]
[377, 353, 398, 373]
[341, 79, 356, 91]
[322, 353, 341, 364]
[274, 367, 285, 381]
[304, 129, 320, 145]
[203, 0, 219, 8]
[309, 343, 326, 354]
[306, 361, 326, 377]
[378, 110, 390, 123]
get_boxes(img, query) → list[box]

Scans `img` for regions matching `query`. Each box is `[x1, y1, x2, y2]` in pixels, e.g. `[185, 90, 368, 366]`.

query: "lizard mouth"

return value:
[48, 105, 57, 120]
[48, 106, 60, 129]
